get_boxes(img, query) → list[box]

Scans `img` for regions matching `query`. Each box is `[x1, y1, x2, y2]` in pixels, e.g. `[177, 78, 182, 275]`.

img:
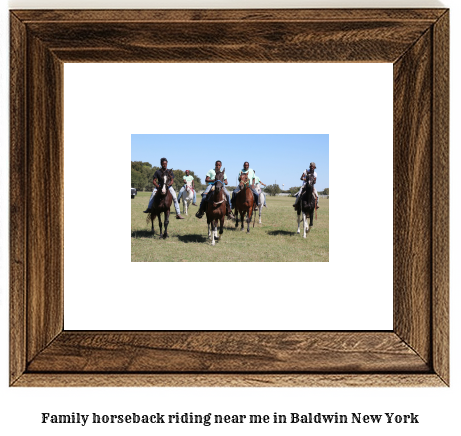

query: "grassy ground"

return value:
[131, 192, 329, 262]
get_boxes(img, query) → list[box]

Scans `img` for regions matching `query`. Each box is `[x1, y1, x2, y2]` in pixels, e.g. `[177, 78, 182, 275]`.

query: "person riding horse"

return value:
[143, 157, 185, 219]
[293, 162, 319, 209]
[195, 160, 235, 219]
[253, 171, 267, 208]
[232, 162, 259, 212]
[177, 169, 197, 206]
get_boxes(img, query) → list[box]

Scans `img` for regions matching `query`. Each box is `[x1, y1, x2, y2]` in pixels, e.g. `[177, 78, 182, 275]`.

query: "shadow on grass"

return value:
[131, 230, 155, 238]
[266, 230, 295, 236]
[177, 234, 208, 243]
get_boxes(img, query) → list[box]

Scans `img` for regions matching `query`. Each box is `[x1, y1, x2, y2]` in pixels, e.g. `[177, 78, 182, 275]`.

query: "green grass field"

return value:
[131, 192, 329, 262]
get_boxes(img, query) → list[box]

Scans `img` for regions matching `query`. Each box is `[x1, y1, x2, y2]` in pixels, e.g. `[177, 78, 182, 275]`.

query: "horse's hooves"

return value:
[164, 234, 169, 238]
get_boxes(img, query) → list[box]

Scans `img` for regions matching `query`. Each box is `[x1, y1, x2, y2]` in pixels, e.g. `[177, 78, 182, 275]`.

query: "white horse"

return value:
[182, 181, 194, 215]
[254, 184, 265, 224]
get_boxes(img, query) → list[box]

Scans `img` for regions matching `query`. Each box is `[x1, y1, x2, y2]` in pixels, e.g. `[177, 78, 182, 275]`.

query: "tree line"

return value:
[131, 161, 204, 192]
[132, 161, 329, 197]
[264, 184, 329, 196]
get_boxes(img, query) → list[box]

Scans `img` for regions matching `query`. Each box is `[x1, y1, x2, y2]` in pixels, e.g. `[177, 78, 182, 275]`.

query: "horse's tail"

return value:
[146, 211, 157, 224]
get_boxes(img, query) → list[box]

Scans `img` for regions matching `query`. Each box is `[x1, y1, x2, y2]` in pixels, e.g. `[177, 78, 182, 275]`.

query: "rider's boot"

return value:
[195, 200, 206, 219]
[226, 201, 235, 219]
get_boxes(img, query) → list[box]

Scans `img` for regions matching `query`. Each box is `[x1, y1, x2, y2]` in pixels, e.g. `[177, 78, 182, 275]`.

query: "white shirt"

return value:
[302, 170, 317, 185]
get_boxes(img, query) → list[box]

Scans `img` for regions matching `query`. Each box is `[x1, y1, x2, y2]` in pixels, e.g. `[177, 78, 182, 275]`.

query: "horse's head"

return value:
[239, 172, 249, 189]
[213, 168, 225, 193]
[305, 170, 315, 186]
[185, 180, 192, 192]
[159, 170, 172, 195]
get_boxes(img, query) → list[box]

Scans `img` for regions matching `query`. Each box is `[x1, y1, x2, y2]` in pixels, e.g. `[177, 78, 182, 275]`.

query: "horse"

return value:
[147, 170, 173, 239]
[182, 181, 194, 215]
[205, 168, 227, 246]
[234, 172, 254, 233]
[254, 184, 265, 224]
[296, 172, 316, 238]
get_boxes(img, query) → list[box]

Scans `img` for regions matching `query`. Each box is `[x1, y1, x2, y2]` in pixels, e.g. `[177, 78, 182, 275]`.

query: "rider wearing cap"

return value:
[195, 160, 234, 219]
[143, 157, 185, 219]
[177, 170, 197, 206]
[293, 162, 319, 209]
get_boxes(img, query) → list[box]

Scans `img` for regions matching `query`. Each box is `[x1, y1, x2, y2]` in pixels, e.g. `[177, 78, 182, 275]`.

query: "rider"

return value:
[232, 162, 259, 211]
[253, 171, 267, 208]
[143, 157, 185, 219]
[195, 160, 235, 219]
[293, 162, 319, 209]
[177, 170, 197, 206]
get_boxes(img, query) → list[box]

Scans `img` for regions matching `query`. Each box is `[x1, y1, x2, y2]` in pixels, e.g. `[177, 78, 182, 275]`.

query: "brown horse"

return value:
[147, 170, 173, 239]
[205, 168, 227, 246]
[234, 172, 254, 233]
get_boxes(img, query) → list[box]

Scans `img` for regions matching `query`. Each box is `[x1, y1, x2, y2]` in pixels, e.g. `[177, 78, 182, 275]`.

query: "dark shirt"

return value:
[153, 169, 173, 186]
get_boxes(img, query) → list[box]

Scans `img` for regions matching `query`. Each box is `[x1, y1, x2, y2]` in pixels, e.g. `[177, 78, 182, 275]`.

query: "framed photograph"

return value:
[10, 9, 449, 386]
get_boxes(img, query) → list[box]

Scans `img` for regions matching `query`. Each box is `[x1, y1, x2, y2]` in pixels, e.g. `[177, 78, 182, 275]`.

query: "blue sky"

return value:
[131, 134, 329, 190]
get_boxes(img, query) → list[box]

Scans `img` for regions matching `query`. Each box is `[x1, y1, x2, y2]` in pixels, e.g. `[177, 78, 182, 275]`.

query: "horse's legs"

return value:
[164, 211, 170, 238]
[303, 213, 308, 238]
[151, 216, 155, 235]
[158, 214, 163, 239]
[309, 210, 314, 227]
[235, 209, 239, 227]
[214, 220, 218, 240]
[211, 226, 215, 245]
[247, 208, 252, 233]
[240, 211, 244, 231]
[211, 220, 216, 246]
[297, 212, 301, 234]
[208, 221, 211, 239]
[219, 216, 224, 237]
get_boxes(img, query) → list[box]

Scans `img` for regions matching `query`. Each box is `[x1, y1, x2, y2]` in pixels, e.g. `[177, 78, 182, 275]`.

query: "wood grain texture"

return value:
[10, 13, 28, 384]
[13, 374, 446, 388]
[26, 34, 64, 362]
[9, 9, 449, 387]
[12, 9, 447, 22]
[27, 20, 433, 63]
[393, 29, 433, 364]
[27, 332, 429, 373]
[432, 11, 449, 385]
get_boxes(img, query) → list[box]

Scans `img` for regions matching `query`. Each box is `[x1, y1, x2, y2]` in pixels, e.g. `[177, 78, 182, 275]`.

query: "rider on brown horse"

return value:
[143, 157, 185, 219]
[231, 161, 259, 212]
[195, 160, 235, 219]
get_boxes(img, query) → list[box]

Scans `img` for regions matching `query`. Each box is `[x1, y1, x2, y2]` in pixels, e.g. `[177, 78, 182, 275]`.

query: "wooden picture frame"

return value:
[10, 9, 449, 387]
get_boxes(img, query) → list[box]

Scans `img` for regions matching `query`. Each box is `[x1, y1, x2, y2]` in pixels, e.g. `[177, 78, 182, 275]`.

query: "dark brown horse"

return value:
[296, 172, 316, 238]
[147, 170, 173, 239]
[234, 172, 254, 233]
[205, 168, 227, 246]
